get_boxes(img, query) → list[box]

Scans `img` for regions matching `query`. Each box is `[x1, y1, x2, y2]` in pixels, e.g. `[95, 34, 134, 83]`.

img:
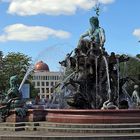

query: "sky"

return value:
[0, 0, 140, 71]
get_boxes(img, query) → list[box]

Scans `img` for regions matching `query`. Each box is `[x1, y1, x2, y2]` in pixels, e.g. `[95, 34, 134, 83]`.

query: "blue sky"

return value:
[0, 0, 140, 71]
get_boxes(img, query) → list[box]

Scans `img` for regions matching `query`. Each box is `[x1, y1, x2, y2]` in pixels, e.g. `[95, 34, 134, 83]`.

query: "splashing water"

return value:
[19, 43, 72, 91]
[95, 56, 98, 107]
[123, 62, 128, 78]
[18, 63, 34, 91]
[63, 71, 76, 83]
[103, 56, 111, 99]
[116, 58, 120, 106]
[48, 71, 76, 109]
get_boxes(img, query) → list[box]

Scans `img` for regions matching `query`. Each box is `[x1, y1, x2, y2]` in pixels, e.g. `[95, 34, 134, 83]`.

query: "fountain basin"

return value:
[5, 109, 140, 124]
[6, 109, 46, 122]
[46, 109, 140, 124]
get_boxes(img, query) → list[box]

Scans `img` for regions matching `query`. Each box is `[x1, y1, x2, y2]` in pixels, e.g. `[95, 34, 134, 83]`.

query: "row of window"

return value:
[33, 75, 60, 81]
[33, 81, 58, 87]
[37, 87, 54, 94]
[41, 95, 49, 99]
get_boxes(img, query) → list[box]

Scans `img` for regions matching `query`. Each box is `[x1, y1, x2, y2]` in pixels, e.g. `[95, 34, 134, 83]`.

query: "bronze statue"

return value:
[80, 16, 105, 49]
[0, 75, 27, 121]
[56, 15, 137, 110]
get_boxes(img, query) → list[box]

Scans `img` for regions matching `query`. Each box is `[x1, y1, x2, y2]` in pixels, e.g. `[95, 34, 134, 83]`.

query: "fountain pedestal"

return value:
[46, 109, 140, 124]
[6, 109, 140, 123]
[6, 109, 46, 122]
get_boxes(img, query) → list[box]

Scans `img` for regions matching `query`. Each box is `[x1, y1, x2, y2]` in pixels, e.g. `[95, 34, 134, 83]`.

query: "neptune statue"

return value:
[80, 16, 105, 50]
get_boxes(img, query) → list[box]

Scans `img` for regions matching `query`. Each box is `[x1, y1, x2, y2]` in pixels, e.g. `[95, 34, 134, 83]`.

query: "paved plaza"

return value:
[0, 130, 140, 140]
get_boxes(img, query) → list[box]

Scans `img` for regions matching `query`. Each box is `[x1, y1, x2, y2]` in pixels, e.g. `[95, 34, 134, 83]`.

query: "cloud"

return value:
[99, 0, 115, 4]
[1, 0, 11, 2]
[7, 0, 115, 16]
[133, 28, 140, 39]
[0, 24, 71, 42]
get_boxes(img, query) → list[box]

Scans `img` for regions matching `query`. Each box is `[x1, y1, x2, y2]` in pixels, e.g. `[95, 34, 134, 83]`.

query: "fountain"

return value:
[0, 5, 140, 128]
[0, 5, 140, 140]
[49, 16, 131, 110]
[46, 14, 140, 124]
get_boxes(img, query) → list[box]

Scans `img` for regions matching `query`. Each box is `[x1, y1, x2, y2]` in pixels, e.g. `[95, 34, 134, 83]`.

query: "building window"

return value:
[46, 82, 49, 86]
[42, 82, 45, 86]
[53, 76, 55, 80]
[49, 76, 51, 80]
[50, 76, 53, 80]
[46, 76, 48, 80]
[42, 95, 45, 98]
[36, 88, 40, 93]
[32, 82, 35, 86]
[41, 88, 45, 93]
[46, 88, 49, 93]
[37, 82, 40, 86]
[51, 82, 54, 86]
[51, 88, 53, 93]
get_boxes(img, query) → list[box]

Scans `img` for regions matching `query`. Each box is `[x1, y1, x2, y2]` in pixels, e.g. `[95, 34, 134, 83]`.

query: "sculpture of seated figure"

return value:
[0, 75, 26, 120]
[7, 75, 23, 109]
[80, 16, 106, 50]
[0, 75, 21, 106]
[132, 85, 140, 108]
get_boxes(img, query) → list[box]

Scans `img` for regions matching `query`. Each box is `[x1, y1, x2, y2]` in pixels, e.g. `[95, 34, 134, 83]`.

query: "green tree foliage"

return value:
[127, 55, 140, 80]
[0, 51, 6, 92]
[2, 52, 31, 90]
[0, 51, 37, 98]
[119, 54, 140, 80]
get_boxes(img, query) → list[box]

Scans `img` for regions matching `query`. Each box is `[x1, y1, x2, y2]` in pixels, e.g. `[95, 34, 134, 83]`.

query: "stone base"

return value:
[6, 109, 46, 122]
[46, 109, 140, 124]
[5, 109, 140, 124]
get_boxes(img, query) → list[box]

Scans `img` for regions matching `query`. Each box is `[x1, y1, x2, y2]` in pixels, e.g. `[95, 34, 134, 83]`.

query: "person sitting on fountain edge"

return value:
[79, 16, 106, 51]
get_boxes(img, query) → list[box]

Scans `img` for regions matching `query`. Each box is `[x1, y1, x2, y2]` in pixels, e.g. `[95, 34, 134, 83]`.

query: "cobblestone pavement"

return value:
[0, 130, 139, 137]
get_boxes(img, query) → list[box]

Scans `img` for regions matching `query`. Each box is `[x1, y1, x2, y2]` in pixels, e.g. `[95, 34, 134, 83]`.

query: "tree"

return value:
[1, 52, 31, 91]
[127, 55, 140, 80]
[119, 54, 140, 80]
[0, 51, 38, 98]
[0, 51, 5, 92]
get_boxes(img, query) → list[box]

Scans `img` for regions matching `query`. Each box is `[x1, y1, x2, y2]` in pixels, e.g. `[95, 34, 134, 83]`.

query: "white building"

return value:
[32, 61, 61, 99]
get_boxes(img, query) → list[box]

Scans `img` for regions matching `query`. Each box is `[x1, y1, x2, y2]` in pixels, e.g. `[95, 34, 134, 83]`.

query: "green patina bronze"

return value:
[80, 16, 105, 49]
[0, 75, 27, 122]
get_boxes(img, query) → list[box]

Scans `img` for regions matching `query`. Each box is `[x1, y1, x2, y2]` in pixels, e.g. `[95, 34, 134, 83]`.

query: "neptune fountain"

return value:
[0, 8, 140, 124]
[55, 15, 138, 110]
[45, 13, 140, 124]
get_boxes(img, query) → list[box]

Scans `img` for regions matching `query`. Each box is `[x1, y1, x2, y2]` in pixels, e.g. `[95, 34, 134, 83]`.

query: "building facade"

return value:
[32, 61, 61, 99]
